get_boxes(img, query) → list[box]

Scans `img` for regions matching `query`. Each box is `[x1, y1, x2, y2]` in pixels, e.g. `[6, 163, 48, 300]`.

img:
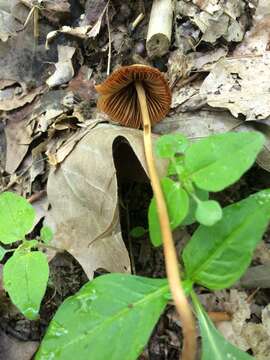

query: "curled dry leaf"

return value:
[200, 55, 270, 120]
[4, 101, 36, 174]
[46, 124, 167, 278]
[46, 45, 76, 88]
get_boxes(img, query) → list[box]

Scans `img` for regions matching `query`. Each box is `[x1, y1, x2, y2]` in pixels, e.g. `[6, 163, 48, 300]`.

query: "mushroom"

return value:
[96, 64, 196, 360]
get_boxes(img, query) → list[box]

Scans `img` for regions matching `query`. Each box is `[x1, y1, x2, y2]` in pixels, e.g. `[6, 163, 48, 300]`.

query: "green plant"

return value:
[0, 192, 53, 320]
[6, 131, 269, 360]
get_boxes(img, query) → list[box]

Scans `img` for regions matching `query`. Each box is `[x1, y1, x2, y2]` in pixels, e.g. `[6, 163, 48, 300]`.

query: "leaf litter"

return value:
[1, 0, 270, 358]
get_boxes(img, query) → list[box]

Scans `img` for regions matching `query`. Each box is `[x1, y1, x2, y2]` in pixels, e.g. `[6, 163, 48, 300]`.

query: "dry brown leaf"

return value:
[4, 102, 36, 173]
[67, 66, 96, 102]
[46, 124, 167, 278]
[200, 55, 270, 120]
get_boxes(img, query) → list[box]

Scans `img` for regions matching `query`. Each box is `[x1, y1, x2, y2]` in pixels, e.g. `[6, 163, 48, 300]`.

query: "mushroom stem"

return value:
[135, 81, 197, 360]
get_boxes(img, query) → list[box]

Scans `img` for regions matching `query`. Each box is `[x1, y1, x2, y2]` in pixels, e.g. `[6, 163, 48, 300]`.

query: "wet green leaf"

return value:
[36, 274, 169, 360]
[182, 188, 209, 226]
[155, 134, 189, 158]
[40, 226, 53, 244]
[0, 246, 6, 261]
[192, 292, 253, 360]
[195, 200, 222, 226]
[183, 189, 270, 289]
[0, 192, 35, 244]
[148, 178, 189, 246]
[3, 250, 49, 320]
[185, 132, 264, 192]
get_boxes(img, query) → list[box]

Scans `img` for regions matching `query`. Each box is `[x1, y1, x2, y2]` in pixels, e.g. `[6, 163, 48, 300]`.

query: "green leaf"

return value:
[167, 156, 185, 176]
[130, 226, 147, 238]
[155, 134, 189, 158]
[0, 246, 6, 261]
[0, 192, 35, 244]
[182, 188, 209, 226]
[3, 250, 49, 320]
[195, 200, 222, 226]
[184, 132, 264, 192]
[183, 189, 270, 289]
[40, 226, 53, 244]
[36, 274, 169, 360]
[148, 178, 189, 246]
[191, 292, 253, 360]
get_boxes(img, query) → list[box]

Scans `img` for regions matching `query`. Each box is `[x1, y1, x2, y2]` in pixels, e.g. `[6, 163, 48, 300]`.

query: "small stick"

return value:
[106, 3, 112, 76]
[135, 81, 197, 360]
[131, 13, 145, 31]
[208, 311, 232, 323]
[27, 190, 47, 204]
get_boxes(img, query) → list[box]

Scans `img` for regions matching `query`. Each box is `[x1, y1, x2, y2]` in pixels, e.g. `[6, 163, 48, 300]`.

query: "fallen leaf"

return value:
[200, 55, 270, 120]
[29, 90, 75, 134]
[234, 0, 270, 56]
[4, 102, 35, 173]
[46, 119, 101, 165]
[46, 46, 76, 88]
[46, 124, 167, 279]
[67, 66, 96, 102]
[0, 85, 45, 111]
[176, 0, 246, 44]
[154, 110, 243, 136]
[0, 9, 21, 41]
[0, 24, 55, 90]
[0, 330, 39, 360]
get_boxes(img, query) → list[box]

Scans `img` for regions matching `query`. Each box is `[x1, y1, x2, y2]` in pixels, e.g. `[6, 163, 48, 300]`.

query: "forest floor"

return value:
[0, 0, 270, 359]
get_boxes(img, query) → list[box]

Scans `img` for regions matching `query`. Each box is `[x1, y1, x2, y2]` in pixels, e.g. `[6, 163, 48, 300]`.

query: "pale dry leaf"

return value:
[46, 124, 167, 278]
[153, 110, 243, 136]
[0, 85, 44, 111]
[217, 290, 251, 351]
[200, 55, 270, 120]
[177, 0, 246, 44]
[29, 90, 75, 134]
[46, 26, 91, 48]
[242, 323, 270, 359]
[0, 9, 21, 41]
[234, 0, 270, 57]
[46, 45, 76, 88]
[46, 119, 101, 165]
[262, 304, 270, 336]
[0, 331, 39, 360]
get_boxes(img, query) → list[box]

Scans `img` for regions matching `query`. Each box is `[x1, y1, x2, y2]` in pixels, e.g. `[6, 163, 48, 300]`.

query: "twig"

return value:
[131, 13, 145, 31]
[106, 3, 112, 76]
[27, 190, 47, 204]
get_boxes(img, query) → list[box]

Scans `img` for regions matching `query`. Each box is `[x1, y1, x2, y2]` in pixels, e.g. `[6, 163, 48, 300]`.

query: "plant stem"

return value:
[135, 82, 197, 360]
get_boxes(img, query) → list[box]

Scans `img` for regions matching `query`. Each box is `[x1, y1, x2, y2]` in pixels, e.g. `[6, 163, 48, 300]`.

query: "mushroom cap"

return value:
[95, 64, 171, 128]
